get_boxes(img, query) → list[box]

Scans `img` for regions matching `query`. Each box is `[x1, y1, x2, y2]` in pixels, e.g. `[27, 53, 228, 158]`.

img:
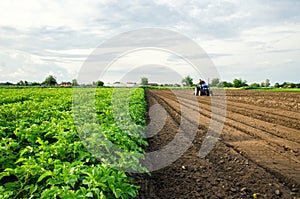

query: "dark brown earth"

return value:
[135, 89, 300, 199]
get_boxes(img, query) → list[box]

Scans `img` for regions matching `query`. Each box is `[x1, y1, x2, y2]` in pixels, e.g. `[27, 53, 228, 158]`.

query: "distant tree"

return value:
[31, 82, 41, 86]
[290, 83, 296, 88]
[217, 81, 233, 88]
[17, 80, 24, 86]
[181, 75, 193, 87]
[141, 77, 148, 85]
[274, 82, 280, 88]
[265, 79, 270, 87]
[217, 82, 223, 88]
[17, 80, 29, 86]
[250, 83, 260, 88]
[1, 82, 14, 86]
[72, 79, 79, 86]
[210, 78, 220, 87]
[275, 82, 298, 88]
[260, 82, 265, 87]
[42, 75, 57, 86]
[281, 82, 288, 88]
[96, 80, 104, 87]
[233, 78, 248, 88]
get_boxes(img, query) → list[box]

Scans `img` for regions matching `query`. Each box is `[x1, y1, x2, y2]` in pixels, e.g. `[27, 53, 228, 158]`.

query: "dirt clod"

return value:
[275, 189, 281, 196]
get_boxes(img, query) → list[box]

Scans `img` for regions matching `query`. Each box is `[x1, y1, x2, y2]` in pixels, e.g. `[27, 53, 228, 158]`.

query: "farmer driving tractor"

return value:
[195, 79, 211, 96]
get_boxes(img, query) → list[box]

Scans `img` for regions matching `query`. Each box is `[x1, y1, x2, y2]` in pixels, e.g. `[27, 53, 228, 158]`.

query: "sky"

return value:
[0, 0, 299, 85]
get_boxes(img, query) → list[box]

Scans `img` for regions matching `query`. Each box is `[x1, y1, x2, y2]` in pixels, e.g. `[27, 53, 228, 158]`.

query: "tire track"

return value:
[225, 90, 300, 113]
[158, 90, 300, 145]
[154, 90, 300, 159]
[162, 90, 300, 129]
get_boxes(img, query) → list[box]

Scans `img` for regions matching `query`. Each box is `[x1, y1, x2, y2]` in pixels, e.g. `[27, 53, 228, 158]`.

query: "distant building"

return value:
[106, 82, 126, 87]
[106, 82, 138, 87]
[59, 82, 72, 87]
[126, 82, 137, 87]
[148, 83, 159, 86]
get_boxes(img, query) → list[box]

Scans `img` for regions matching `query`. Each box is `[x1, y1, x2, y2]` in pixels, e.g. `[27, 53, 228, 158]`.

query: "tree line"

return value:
[1, 75, 299, 88]
[0, 75, 73, 87]
[1, 75, 133, 87]
[180, 76, 299, 88]
[209, 78, 300, 88]
[0, 75, 104, 87]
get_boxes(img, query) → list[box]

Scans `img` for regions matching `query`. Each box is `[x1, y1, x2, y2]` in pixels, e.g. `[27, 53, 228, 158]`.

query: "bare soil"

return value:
[135, 89, 300, 199]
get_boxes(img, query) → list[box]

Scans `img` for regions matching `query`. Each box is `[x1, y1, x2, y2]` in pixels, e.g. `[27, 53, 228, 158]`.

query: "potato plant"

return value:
[0, 87, 147, 198]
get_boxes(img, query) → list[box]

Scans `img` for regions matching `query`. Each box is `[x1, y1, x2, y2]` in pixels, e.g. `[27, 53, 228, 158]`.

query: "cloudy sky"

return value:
[0, 0, 299, 84]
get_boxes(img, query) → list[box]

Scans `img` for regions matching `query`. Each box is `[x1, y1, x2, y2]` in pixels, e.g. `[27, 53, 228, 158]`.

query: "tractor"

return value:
[195, 83, 211, 96]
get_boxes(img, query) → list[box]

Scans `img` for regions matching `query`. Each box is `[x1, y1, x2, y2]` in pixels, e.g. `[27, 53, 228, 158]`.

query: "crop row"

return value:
[0, 87, 147, 198]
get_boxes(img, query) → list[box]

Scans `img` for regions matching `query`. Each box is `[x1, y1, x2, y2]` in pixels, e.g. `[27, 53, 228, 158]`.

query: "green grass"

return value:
[242, 87, 300, 92]
[209, 86, 300, 92]
[140, 86, 194, 90]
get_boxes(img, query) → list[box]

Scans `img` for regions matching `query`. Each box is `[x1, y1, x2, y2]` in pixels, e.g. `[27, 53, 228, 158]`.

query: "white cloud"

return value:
[0, 0, 100, 29]
[101, 49, 201, 84]
[0, 49, 72, 82]
[198, 23, 300, 82]
[0, 0, 299, 83]
[46, 49, 94, 56]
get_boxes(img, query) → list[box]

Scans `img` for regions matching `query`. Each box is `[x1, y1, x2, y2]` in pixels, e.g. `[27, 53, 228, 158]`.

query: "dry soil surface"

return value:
[135, 89, 300, 199]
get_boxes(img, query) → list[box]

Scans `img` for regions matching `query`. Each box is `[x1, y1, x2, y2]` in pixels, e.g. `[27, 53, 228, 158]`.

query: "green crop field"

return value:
[0, 87, 147, 199]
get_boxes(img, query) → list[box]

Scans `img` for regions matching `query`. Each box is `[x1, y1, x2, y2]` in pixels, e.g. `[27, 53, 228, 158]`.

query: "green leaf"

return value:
[4, 182, 19, 189]
[29, 184, 38, 194]
[37, 171, 52, 182]
[127, 189, 138, 197]
[86, 192, 93, 198]
[41, 186, 60, 198]
[99, 191, 106, 199]
[15, 157, 27, 164]
[112, 188, 122, 198]
[82, 179, 91, 186]
[0, 172, 10, 180]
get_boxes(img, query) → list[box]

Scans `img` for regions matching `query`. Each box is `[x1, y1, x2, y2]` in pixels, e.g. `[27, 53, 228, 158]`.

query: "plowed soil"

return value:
[135, 89, 300, 199]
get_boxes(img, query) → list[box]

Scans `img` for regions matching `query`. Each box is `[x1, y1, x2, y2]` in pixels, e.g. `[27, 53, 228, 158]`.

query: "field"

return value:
[137, 89, 300, 198]
[0, 88, 299, 198]
[0, 87, 147, 198]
